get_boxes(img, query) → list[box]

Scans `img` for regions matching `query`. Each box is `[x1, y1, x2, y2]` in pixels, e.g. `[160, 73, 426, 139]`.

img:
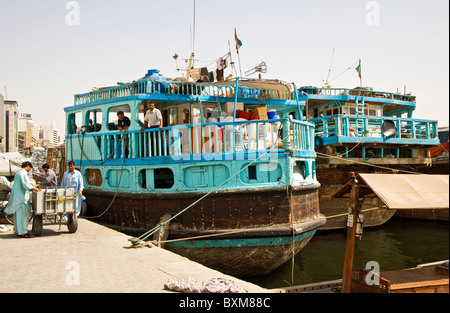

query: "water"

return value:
[247, 218, 449, 289]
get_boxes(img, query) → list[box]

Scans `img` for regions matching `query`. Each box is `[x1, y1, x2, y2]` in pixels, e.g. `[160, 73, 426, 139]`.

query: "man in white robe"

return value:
[5, 161, 41, 238]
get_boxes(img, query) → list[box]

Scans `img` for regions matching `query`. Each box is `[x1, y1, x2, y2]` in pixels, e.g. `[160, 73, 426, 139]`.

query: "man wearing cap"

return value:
[4, 161, 42, 238]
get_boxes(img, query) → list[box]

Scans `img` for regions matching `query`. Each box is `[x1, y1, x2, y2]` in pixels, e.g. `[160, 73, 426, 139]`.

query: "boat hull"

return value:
[83, 185, 326, 276]
[165, 225, 321, 277]
[316, 165, 399, 230]
[318, 185, 396, 230]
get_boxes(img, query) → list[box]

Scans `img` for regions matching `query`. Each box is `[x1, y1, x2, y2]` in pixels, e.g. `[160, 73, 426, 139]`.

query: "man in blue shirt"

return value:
[61, 161, 84, 216]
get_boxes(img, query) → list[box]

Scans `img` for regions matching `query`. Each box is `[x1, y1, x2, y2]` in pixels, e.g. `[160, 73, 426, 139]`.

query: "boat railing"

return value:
[74, 80, 296, 105]
[312, 115, 438, 142]
[299, 87, 416, 103]
[76, 118, 315, 161]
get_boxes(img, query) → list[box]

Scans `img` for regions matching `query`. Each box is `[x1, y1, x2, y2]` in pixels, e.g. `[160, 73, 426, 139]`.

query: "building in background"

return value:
[0, 93, 4, 152]
[1, 95, 63, 154]
[39, 121, 60, 148]
[0, 99, 19, 153]
[18, 113, 34, 152]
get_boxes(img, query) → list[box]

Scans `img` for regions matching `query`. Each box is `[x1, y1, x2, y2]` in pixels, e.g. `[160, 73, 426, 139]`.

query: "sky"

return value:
[0, 0, 448, 134]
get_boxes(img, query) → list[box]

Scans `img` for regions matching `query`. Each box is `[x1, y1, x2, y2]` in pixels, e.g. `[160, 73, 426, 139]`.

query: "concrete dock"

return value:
[0, 218, 270, 293]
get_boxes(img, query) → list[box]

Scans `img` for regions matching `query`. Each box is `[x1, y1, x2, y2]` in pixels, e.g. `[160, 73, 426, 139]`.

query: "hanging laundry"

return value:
[217, 58, 226, 70]
[208, 71, 214, 82]
[198, 67, 210, 82]
[216, 68, 224, 82]
[188, 68, 201, 82]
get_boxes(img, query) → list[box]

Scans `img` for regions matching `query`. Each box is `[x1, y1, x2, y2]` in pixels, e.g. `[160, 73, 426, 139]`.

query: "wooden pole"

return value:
[341, 172, 361, 293]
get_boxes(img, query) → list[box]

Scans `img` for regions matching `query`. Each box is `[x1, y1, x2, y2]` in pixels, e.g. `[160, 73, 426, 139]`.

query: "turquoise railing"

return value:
[299, 87, 416, 103]
[312, 115, 438, 142]
[73, 118, 314, 161]
[74, 80, 296, 106]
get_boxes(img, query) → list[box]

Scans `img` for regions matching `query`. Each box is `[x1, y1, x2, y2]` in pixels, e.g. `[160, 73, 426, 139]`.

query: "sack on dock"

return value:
[164, 276, 248, 293]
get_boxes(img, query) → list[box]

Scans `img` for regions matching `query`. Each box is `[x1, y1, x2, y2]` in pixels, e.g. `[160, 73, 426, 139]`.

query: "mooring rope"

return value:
[133, 131, 293, 245]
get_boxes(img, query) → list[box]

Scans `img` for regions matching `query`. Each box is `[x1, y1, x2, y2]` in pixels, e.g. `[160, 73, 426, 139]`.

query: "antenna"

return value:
[324, 47, 335, 87]
[245, 61, 267, 79]
[192, 0, 196, 55]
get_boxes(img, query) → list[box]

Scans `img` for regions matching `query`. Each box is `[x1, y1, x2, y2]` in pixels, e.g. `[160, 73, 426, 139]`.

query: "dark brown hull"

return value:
[317, 165, 400, 230]
[83, 185, 326, 276]
[165, 222, 321, 277]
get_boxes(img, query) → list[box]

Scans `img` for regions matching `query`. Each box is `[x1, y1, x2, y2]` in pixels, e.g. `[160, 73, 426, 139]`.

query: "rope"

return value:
[316, 151, 426, 175]
[76, 129, 127, 165]
[148, 222, 294, 245]
[133, 131, 292, 245]
[77, 130, 128, 219]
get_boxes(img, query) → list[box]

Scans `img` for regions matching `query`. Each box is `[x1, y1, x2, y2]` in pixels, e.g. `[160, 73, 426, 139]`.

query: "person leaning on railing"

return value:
[117, 111, 131, 158]
[140, 102, 164, 157]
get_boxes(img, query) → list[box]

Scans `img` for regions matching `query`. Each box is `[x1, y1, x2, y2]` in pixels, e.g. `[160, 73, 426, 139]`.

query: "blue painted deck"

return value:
[299, 87, 439, 149]
[65, 78, 319, 195]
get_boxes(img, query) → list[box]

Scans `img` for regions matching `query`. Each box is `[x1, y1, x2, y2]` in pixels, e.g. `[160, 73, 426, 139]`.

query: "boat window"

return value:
[67, 112, 82, 134]
[313, 108, 319, 118]
[297, 161, 310, 179]
[86, 169, 102, 186]
[107, 104, 131, 131]
[85, 109, 102, 132]
[248, 165, 257, 180]
[106, 169, 130, 188]
[154, 168, 174, 189]
[138, 170, 147, 189]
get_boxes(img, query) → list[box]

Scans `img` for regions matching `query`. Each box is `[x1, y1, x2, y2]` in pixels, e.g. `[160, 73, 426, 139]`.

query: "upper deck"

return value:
[298, 86, 439, 148]
[72, 78, 301, 108]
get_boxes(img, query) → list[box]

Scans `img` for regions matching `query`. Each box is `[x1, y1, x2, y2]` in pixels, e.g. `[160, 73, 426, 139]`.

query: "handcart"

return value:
[31, 187, 78, 236]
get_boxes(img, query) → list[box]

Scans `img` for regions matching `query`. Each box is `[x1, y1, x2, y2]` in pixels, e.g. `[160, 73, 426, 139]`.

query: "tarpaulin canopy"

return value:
[332, 174, 449, 210]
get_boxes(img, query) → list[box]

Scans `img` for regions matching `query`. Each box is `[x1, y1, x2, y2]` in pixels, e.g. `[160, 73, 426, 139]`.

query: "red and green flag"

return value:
[355, 59, 362, 78]
[234, 28, 242, 52]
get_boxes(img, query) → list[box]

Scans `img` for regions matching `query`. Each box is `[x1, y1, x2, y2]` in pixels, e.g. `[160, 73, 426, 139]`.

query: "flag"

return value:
[355, 59, 362, 78]
[234, 28, 242, 52]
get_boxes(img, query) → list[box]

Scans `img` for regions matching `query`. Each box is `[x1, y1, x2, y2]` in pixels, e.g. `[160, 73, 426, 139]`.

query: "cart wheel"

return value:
[67, 214, 78, 233]
[32, 214, 43, 236]
[4, 212, 32, 225]
[4, 213, 14, 225]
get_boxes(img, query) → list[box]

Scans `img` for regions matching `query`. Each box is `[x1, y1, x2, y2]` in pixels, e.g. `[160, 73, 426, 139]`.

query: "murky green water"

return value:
[247, 218, 449, 289]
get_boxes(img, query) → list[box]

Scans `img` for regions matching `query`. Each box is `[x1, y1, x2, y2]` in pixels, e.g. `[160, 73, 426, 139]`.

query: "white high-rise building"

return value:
[40, 124, 59, 148]
[0, 98, 19, 153]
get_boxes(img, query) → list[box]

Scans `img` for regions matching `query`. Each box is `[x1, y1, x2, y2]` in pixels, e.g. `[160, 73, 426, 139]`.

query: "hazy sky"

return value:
[0, 0, 448, 133]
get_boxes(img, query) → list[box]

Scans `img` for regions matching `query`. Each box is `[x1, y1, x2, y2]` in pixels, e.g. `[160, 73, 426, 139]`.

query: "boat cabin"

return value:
[64, 74, 318, 195]
[298, 86, 439, 164]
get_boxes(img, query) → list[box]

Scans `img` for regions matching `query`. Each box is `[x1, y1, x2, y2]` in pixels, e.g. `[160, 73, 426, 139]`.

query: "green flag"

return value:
[355, 59, 361, 78]
[234, 28, 242, 52]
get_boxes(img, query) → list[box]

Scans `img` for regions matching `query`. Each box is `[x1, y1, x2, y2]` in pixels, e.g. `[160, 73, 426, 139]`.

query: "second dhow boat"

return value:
[298, 86, 440, 230]
[64, 70, 325, 276]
